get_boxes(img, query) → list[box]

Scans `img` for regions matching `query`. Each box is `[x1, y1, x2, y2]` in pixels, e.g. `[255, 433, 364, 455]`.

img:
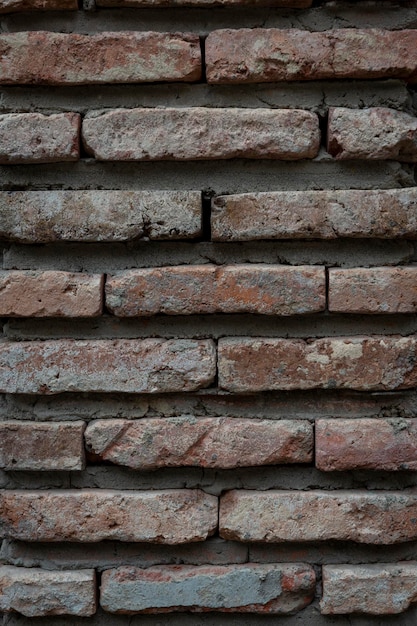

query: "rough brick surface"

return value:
[0, 271, 103, 317]
[100, 564, 315, 614]
[82, 108, 320, 161]
[0, 113, 80, 164]
[0, 191, 202, 243]
[0, 566, 96, 617]
[321, 564, 417, 614]
[327, 107, 417, 161]
[0, 421, 85, 471]
[0, 32, 201, 85]
[316, 419, 417, 471]
[329, 267, 417, 313]
[0, 339, 216, 394]
[218, 337, 417, 392]
[84, 417, 313, 469]
[105, 265, 326, 316]
[97, 0, 312, 6]
[206, 29, 417, 83]
[211, 188, 417, 241]
[220, 490, 417, 544]
[0, 490, 218, 543]
[0, 0, 76, 10]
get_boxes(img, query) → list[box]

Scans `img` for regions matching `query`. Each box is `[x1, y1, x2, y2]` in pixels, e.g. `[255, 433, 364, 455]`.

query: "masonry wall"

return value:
[1, 1, 417, 624]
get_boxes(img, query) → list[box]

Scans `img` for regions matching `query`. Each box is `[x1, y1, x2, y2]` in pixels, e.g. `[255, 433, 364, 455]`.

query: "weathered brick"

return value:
[0, 191, 202, 243]
[0, 490, 218, 543]
[0, 339, 216, 394]
[0, 421, 85, 471]
[316, 418, 417, 471]
[329, 267, 417, 313]
[220, 490, 417, 544]
[100, 564, 315, 614]
[206, 29, 417, 83]
[0, 271, 103, 317]
[327, 107, 417, 161]
[0, 566, 96, 617]
[82, 108, 320, 161]
[97, 0, 312, 6]
[0, 0, 77, 11]
[211, 189, 417, 241]
[84, 417, 313, 469]
[0, 32, 201, 85]
[0, 113, 80, 164]
[218, 337, 417, 392]
[105, 265, 325, 316]
[321, 564, 417, 614]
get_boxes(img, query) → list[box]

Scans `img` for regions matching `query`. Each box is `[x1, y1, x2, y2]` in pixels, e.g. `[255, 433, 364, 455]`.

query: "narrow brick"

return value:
[0, 421, 85, 471]
[100, 564, 315, 614]
[0, 271, 103, 317]
[0, 32, 201, 85]
[0, 566, 96, 617]
[316, 418, 417, 471]
[329, 267, 417, 313]
[321, 564, 417, 614]
[211, 189, 417, 241]
[0, 490, 218, 543]
[105, 265, 326, 316]
[97, 0, 312, 6]
[0, 339, 216, 394]
[0, 113, 80, 164]
[218, 337, 417, 392]
[0, 191, 201, 243]
[85, 417, 313, 469]
[82, 108, 320, 161]
[327, 107, 417, 161]
[220, 490, 417, 544]
[206, 29, 417, 83]
[0, 0, 77, 11]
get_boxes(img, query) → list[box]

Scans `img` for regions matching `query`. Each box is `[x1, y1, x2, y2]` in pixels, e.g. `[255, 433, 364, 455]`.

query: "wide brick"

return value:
[316, 418, 417, 471]
[327, 107, 417, 161]
[329, 267, 417, 313]
[220, 490, 417, 544]
[0, 490, 218, 543]
[0, 113, 80, 164]
[206, 29, 417, 83]
[211, 188, 417, 241]
[85, 417, 313, 469]
[0, 191, 201, 243]
[97, 0, 312, 6]
[0, 32, 201, 85]
[0, 566, 96, 617]
[321, 564, 417, 614]
[0, 271, 103, 317]
[82, 108, 320, 161]
[0, 339, 216, 394]
[105, 265, 325, 316]
[100, 564, 315, 614]
[218, 337, 417, 392]
[0, 0, 77, 11]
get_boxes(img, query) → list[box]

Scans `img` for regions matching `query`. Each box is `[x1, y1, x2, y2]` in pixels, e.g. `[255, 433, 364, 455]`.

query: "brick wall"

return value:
[1, 1, 417, 624]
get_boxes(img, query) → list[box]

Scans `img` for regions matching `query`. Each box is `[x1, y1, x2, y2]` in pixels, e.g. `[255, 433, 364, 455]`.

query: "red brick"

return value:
[329, 267, 417, 313]
[0, 421, 85, 471]
[327, 107, 417, 161]
[98, 0, 312, 6]
[316, 418, 417, 471]
[105, 265, 325, 316]
[82, 108, 320, 161]
[0, 271, 103, 317]
[0, 490, 218, 543]
[0, 339, 216, 394]
[0, 0, 77, 11]
[220, 490, 417, 544]
[84, 417, 313, 469]
[211, 189, 417, 241]
[206, 29, 417, 83]
[218, 337, 417, 392]
[321, 564, 417, 614]
[100, 564, 315, 614]
[0, 113, 80, 164]
[0, 32, 201, 85]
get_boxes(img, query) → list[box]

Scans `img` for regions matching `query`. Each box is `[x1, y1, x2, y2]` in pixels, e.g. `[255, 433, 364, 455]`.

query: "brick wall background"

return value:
[1, 0, 417, 624]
